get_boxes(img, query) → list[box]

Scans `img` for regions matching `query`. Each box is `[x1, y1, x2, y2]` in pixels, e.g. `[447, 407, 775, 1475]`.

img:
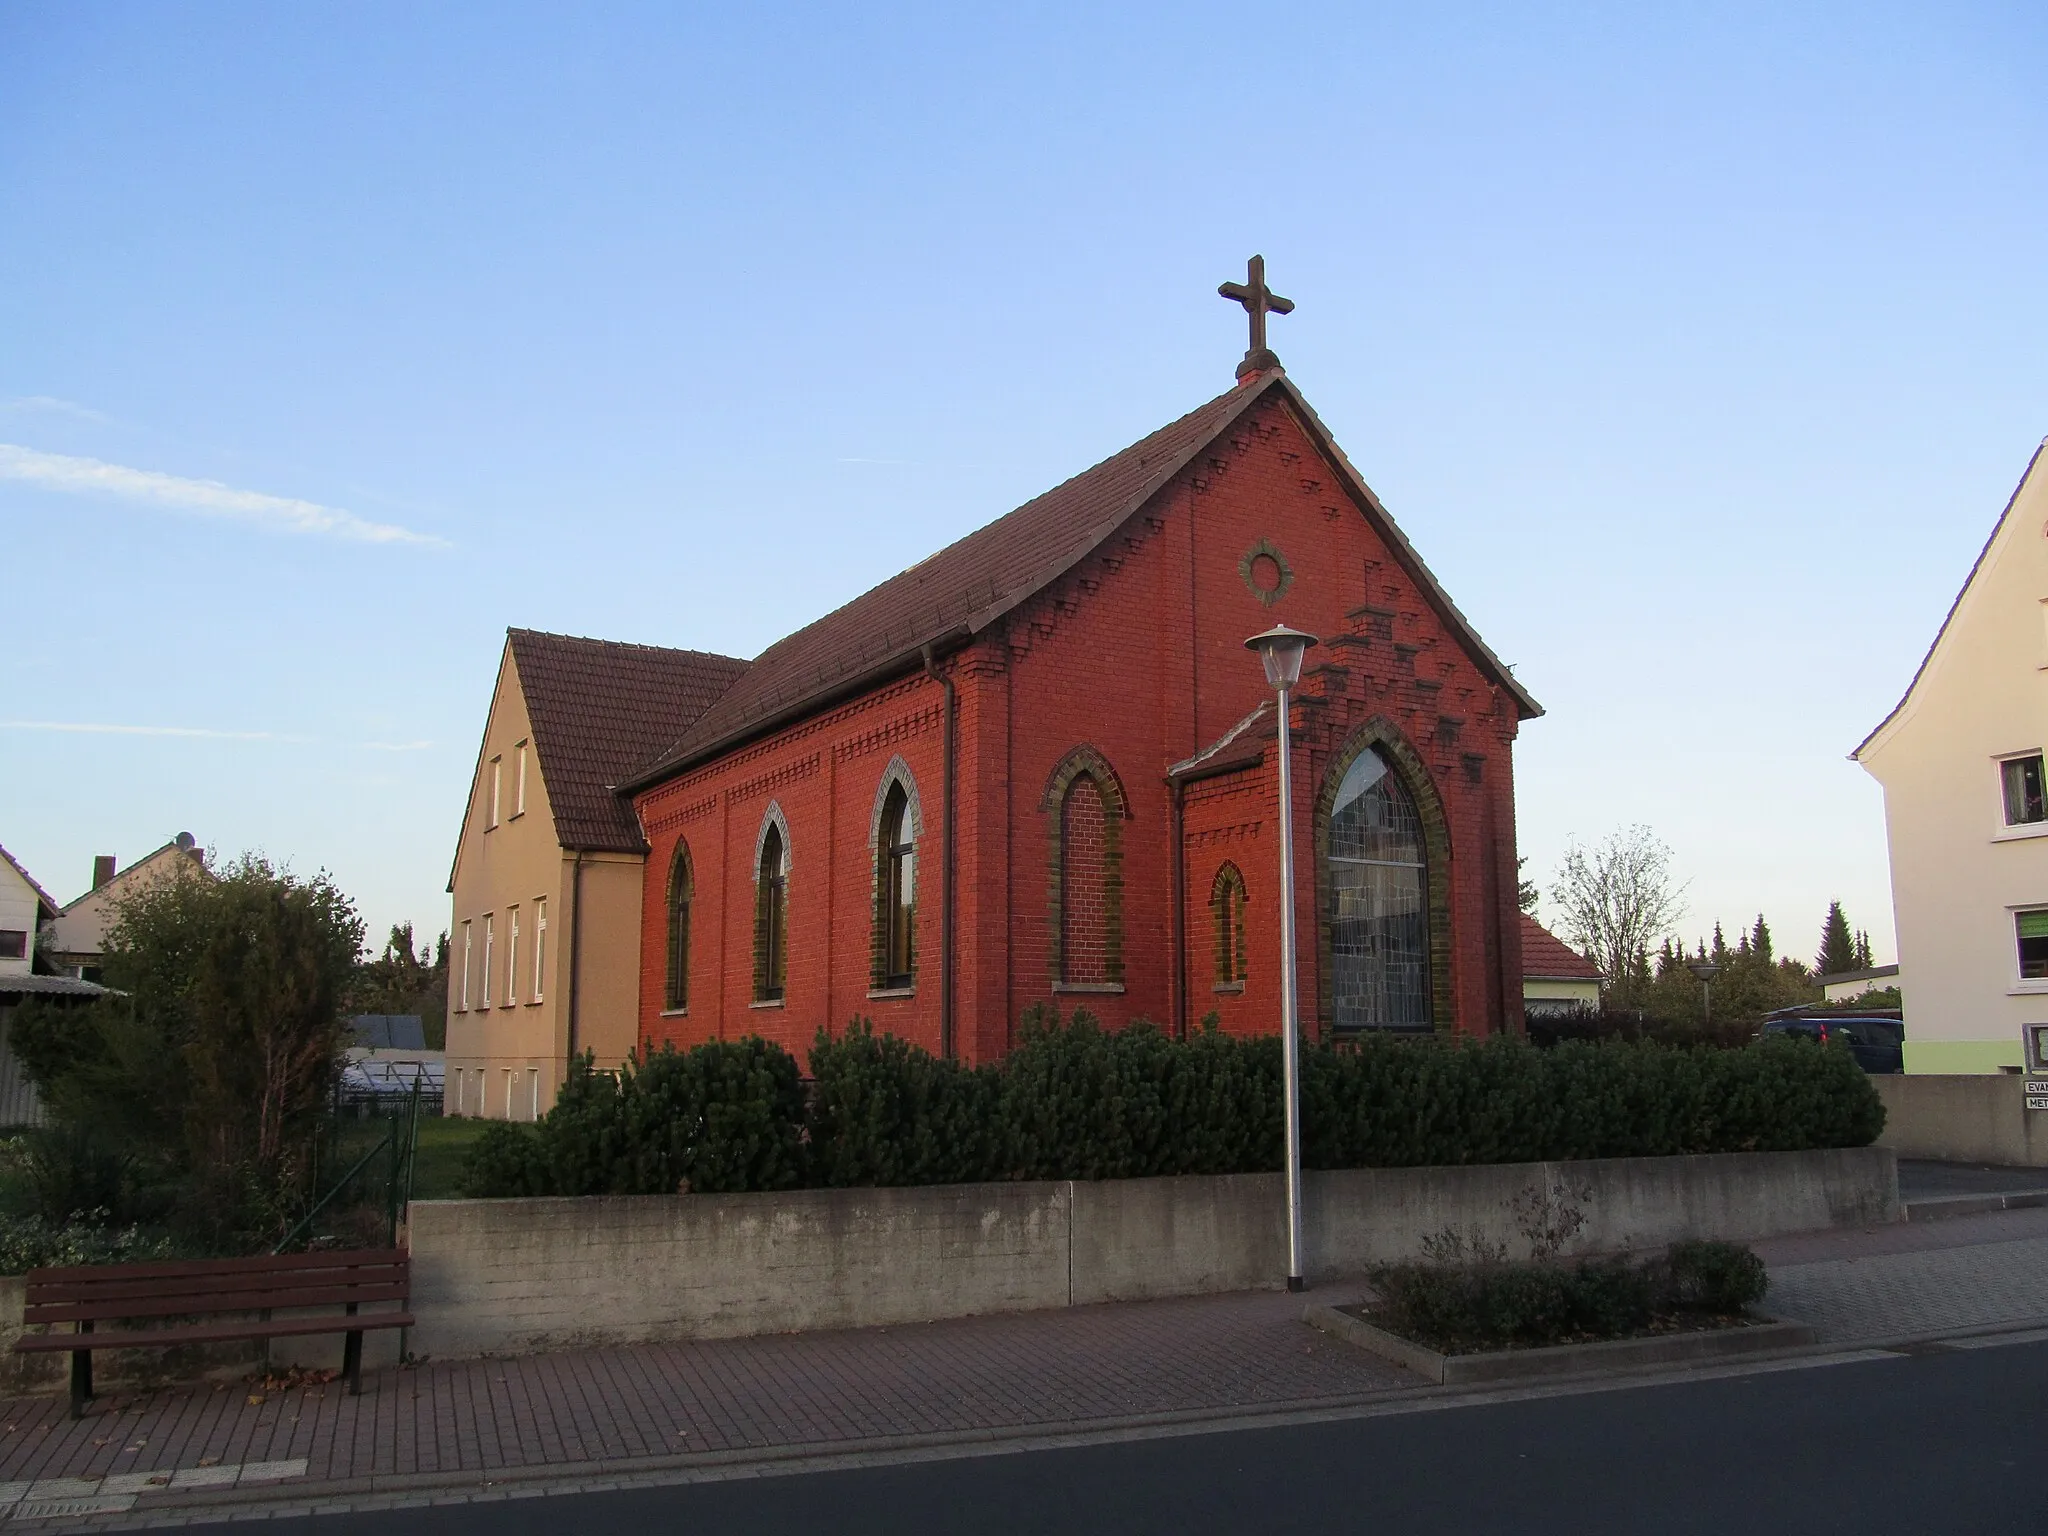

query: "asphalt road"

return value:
[189, 1339, 2048, 1535]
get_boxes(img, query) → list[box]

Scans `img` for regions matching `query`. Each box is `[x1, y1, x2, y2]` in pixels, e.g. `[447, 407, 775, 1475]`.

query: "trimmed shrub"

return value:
[1667, 1239, 1769, 1312]
[459, 1016, 1883, 1198]
[808, 1020, 1003, 1187]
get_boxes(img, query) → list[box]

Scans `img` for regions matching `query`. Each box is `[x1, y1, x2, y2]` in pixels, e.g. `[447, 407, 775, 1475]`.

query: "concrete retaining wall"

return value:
[1874, 1074, 2048, 1167]
[407, 1147, 1897, 1358]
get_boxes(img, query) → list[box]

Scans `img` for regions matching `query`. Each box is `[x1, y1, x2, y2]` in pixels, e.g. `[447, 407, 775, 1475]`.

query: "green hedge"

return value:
[461, 1013, 1884, 1198]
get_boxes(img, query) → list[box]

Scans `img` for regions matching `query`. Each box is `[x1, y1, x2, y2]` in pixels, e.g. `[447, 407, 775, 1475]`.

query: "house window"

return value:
[666, 844, 693, 1011]
[2003, 755, 2046, 827]
[514, 741, 528, 817]
[458, 920, 472, 1011]
[532, 898, 546, 1002]
[506, 905, 520, 1006]
[0, 930, 25, 961]
[755, 822, 787, 1003]
[488, 757, 502, 829]
[527, 1068, 540, 1121]
[1210, 863, 1248, 989]
[1328, 746, 1431, 1030]
[481, 914, 495, 1008]
[2019, 910, 2048, 981]
[878, 783, 915, 989]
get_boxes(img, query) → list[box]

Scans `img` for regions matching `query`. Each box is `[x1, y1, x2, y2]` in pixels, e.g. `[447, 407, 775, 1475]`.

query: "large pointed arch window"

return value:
[1328, 747, 1430, 1030]
[877, 782, 916, 989]
[755, 822, 787, 1003]
[665, 842, 693, 1012]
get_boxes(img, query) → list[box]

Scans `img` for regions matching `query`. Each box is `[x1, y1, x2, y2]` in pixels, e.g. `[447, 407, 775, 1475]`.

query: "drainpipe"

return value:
[922, 644, 957, 1060]
[566, 851, 585, 1069]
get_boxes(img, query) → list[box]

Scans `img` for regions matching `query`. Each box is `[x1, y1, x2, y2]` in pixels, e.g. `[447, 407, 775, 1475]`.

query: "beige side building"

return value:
[1855, 439, 2048, 1072]
[40, 834, 209, 981]
[445, 630, 747, 1119]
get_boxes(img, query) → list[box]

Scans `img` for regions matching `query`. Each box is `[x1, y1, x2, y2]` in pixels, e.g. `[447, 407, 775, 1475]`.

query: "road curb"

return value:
[1901, 1190, 2048, 1222]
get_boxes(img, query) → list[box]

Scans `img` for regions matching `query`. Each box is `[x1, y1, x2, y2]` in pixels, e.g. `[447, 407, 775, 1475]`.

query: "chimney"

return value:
[92, 855, 115, 890]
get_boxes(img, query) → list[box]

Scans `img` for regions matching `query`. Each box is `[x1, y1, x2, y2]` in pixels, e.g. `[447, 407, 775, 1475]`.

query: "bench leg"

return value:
[343, 1330, 363, 1395]
[69, 1342, 92, 1420]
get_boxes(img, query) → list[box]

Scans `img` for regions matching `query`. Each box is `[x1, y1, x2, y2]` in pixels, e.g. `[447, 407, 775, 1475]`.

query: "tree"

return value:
[1516, 857, 1540, 917]
[12, 855, 364, 1245]
[1816, 901, 1857, 976]
[349, 922, 451, 1048]
[1852, 930, 1874, 971]
[1549, 826, 1687, 987]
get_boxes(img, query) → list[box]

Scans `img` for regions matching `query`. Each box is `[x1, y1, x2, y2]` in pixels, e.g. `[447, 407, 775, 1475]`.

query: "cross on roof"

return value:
[1218, 255, 1294, 379]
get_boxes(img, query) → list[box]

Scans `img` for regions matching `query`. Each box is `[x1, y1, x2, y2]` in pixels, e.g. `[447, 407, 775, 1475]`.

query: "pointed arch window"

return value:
[665, 842, 693, 1012]
[877, 783, 916, 989]
[1211, 862, 1248, 989]
[1328, 747, 1430, 1030]
[755, 821, 787, 1003]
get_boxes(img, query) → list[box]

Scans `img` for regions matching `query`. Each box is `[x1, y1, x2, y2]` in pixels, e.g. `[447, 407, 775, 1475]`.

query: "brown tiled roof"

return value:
[509, 630, 749, 853]
[626, 371, 1539, 791]
[1520, 913, 1602, 982]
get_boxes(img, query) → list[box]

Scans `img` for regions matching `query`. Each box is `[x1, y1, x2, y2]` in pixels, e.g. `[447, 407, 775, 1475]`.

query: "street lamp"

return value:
[1245, 623, 1318, 1293]
[1686, 958, 1722, 1024]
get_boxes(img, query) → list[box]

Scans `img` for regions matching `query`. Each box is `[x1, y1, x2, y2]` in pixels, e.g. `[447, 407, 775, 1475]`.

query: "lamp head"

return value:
[1244, 624, 1318, 691]
[1686, 959, 1722, 982]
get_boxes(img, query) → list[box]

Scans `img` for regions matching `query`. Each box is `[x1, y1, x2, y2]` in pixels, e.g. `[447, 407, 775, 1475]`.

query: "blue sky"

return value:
[2, 2, 2043, 969]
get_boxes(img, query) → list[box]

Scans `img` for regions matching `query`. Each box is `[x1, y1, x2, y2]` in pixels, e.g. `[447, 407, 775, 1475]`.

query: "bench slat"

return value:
[25, 1280, 412, 1325]
[29, 1261, 407, 1302]
[14, 1312, 414, 1354]
[24, 1247, 406, 1286]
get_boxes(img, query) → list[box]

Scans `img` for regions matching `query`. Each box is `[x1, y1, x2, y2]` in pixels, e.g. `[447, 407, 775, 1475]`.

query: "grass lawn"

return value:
[410, 1116, 492, 1200]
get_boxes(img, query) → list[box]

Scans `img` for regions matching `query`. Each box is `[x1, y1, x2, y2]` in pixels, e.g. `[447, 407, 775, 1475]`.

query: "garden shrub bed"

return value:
[460, 1011, 1885, 1198]
[1358, 1239, 1771, 1355]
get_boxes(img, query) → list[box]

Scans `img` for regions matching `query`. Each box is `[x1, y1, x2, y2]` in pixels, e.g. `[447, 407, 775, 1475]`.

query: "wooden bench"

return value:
[14, 1248, 412, 1417]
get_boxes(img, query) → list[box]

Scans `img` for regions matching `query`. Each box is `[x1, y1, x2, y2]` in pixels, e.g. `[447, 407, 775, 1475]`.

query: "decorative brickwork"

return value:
[1209, 861, 1248, 987]
[1042, 747, 1128, 989]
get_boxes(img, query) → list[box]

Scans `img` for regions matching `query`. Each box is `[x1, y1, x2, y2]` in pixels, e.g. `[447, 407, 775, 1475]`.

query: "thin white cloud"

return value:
[0, 396, 109, 423]
[0, 720, 293, 742]
[0, 444, 450, 548]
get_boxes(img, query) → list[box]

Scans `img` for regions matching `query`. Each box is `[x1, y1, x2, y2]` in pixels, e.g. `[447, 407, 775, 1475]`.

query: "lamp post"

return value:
[1245, 623, 1318, 1293]
[1686, 958, 1722, 1025]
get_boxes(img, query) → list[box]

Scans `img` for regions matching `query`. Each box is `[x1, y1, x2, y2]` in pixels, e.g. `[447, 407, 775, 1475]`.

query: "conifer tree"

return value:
[1751, 915, 1773, 966]
[1816, 901, 1856, 976]
[1852, 930, 1874, 970]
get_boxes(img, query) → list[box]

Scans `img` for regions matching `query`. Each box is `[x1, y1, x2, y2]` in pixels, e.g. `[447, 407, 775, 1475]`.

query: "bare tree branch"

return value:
[1549, 826, 1688, 986]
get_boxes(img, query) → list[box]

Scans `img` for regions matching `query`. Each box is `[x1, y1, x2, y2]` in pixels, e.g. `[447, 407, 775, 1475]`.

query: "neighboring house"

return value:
[1854, 438, 2048, 1072]
[40, 833, 208, 981]
[1819, 963, 1902, 1004]
[618, 355, 1538, 1064]
[445, 631, 749, 1120]
[1519, 914, 1602, 1016]
[0, 843, 104, 1128]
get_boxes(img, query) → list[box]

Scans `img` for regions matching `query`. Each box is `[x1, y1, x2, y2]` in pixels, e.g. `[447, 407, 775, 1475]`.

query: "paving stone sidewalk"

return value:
[1759, 1205, 2048, 1345]
[0, 1287, 1410, 1500]
[4, 1207, 2046, 1518]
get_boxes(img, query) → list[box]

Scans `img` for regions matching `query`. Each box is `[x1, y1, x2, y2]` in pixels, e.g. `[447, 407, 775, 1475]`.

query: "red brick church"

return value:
[616, 263, 1541, 1065]
[447, 263, 1541, 1114]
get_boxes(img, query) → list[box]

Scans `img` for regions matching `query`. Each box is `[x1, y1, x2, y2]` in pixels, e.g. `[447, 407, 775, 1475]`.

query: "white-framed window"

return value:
[481, 913, 495, 1008]
[506, 905, 520, 1006]
[503, 1069, 515, 1120]
[532, 898, 547, 1002]
[514, 740, 528, 817]
[2018, 909, 2048, 983]
[528, 1068, 540, 1121]
[488, 756, 503, 829]
[2001, 752, 2046, 828]
[459, 920, 472, 1012]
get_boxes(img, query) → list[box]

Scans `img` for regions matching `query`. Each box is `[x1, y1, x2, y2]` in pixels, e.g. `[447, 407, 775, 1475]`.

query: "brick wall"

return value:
[630, 383, 1529, 1061]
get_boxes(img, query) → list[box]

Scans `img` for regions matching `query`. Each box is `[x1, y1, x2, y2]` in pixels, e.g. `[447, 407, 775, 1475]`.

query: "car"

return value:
[1758, 1010, 1905, 1074]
